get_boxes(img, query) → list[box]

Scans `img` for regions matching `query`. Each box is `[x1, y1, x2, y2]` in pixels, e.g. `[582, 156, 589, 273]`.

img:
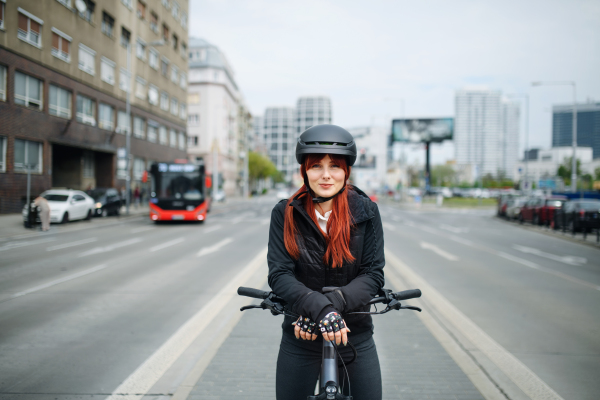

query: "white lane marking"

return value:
[386, 250, 565, 400]
[150, 237, 185, 252]
[78, 238, 143, 257]
[404, 220, 417, 227]
[0, 237, 57, 252]
[449, 235, 474, 246]
[10, 264, 107, 299]
[440, 224, 469, 234]
[203, 225, 222, 234]
[105, 247, 268, 400]
[392, 215, 401, 222]
[497, 252, 600, 291]
[512, 245, 587, 266]
[196, 237, 233, 257]
[46, 238, 98, 251]
[420, 241, 459, 261]
[382, 222, 396, 231]
[419, 226, 440, 235]
[131, 226, 155, 234]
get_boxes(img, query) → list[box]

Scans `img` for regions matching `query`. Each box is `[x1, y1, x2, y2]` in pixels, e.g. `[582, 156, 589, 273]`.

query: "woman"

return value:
[268, 124, 385, 399]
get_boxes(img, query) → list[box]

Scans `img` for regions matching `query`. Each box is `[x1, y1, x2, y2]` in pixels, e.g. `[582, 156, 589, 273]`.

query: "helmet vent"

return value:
[305, 141, 347, 146]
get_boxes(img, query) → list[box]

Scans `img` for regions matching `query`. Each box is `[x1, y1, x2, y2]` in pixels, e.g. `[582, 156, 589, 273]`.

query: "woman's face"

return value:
[305, 155, 346, 198]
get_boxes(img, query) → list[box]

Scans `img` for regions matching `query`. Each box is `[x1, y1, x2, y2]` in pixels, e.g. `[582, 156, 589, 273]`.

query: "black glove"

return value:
[319, 311, 346, 334]
[294, 316, 317, 335]
[324, 289, 346, 313]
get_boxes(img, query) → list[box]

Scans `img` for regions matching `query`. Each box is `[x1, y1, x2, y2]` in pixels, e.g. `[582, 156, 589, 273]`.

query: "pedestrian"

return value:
[134, 186, 140, 208]
[268, 125, 385, 400]
[34, 195, 51, 231]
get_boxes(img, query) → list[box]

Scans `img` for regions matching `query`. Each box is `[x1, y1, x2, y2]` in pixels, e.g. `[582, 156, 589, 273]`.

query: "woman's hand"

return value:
[293, 316, 318, 341]
[319, 312, 350, 346]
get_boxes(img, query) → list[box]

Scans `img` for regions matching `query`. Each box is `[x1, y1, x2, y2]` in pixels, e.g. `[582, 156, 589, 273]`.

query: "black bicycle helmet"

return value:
[295, 124, 357, 167]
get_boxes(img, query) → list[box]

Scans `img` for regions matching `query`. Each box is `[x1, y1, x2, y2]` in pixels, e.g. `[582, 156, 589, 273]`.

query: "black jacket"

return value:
[267, 186, 385, 338]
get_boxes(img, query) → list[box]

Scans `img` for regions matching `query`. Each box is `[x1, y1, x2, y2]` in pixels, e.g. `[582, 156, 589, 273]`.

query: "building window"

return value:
[78, 0, 95, 22]
[161, 57, 169, 76]
[119, 68, 130, 92]
[171, 65, 178, 83]
[100, 57, 115, 85]
[170, 97, 178, 115]
[101, 12, 114, 37]
[18, 8, 43, 48]
[136, 39, 146, 60]
[149, 48, 159, 69]
[137, 1, 146, 19]
[133, 157, 145, 180]
[148, 84, 159, 105]
[51, 28, 71, 62]
[83, 150, 94, 178]
[0, 136, 6, 173]
[178, 132, 185, 150]
[117, 111, 130, 134]
[187, 93, 199, 104]
[0, 1, 4, 30]
[135, 76, 146, 99]
[14, 71, 43, 110]
[162, 23, 169, 42]
[147, 123, 157, 142]
[150, 11, 158, 33]
[171, 1, 179, 19]
[133, 116, 145, 138]
[49, 85, 72, 119]
[14, 139, 42, 173]
[180, 12, 187, 29]
[158, 126, 167, 145]
[188, 114, 199, 125]
[121, 26, 131, 47]
[121, 0, 133, 9]
[160, 92, 168, 110]
[0, 65, 6, 101]
[179, 103, 186, 119]
[179, 72, 186, 89]
[98, 103, 114, 130]
[161, 0, 170, 10]
[169, 129, 177, 148]
[172, 34, 178, 51]
[181, 42, 187, 59]
[77, 94, 96, 126]
[78, 44, 95, 75]
[188, 136, 198, 147]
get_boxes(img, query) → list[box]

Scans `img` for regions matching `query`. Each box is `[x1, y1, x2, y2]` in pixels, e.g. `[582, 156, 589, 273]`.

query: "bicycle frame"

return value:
[238, 286, 421, 400]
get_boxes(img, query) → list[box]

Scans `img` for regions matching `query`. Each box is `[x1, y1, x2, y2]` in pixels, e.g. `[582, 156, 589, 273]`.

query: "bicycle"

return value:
[238, 286, 422, 400]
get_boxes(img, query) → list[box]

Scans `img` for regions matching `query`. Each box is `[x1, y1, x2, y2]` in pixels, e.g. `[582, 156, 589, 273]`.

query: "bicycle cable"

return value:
[332, 340, 351, 398]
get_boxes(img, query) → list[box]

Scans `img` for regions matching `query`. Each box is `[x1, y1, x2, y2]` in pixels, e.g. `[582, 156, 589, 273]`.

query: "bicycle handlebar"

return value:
[237, 286, 270, 299]
[393, 289, 422, 301]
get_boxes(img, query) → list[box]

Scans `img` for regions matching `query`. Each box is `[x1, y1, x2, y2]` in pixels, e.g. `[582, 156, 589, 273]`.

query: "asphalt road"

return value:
[0, 197, 598, 399]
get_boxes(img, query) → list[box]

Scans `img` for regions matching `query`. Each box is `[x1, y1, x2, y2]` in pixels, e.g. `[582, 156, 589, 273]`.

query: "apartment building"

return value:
[0, 0, 189, 213]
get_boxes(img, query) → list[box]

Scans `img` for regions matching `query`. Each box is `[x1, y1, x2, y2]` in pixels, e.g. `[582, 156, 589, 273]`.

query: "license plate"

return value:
[172, 215, 184, 220]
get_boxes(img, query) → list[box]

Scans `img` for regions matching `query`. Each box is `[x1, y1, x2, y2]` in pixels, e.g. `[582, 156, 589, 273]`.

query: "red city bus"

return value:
[148, 161, 208, 222]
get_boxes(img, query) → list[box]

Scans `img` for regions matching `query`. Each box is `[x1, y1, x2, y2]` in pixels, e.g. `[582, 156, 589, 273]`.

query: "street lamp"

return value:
[531, 81, 577, 192]
[506, 94, 529, 192]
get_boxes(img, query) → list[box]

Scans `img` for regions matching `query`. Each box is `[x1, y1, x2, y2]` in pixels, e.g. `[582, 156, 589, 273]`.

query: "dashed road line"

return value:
[0, 237, 57, 252]
[197, 238, 233, 257]
[150, 237, 185, 252]
[202, 225, 222, 234]
[131, 226, 155, 234]
[78, 238, 143, 257]
[420, 241, 459, 261]
[46, 237, 98, 251]
[512, 244, 587, 266]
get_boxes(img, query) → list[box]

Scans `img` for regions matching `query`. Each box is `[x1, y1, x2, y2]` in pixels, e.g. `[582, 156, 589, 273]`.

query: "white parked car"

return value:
[23, 189, 95, 224]
[276, 189, 289, 200]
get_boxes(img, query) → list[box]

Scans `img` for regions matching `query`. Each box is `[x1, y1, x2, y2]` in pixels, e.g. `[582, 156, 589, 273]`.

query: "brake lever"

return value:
[240, 305, 263, 312]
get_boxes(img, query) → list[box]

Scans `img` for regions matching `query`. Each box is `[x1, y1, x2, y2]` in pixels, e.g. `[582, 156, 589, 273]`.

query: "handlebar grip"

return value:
[393, 289, 421, 301]
[237, 287, 270, 299]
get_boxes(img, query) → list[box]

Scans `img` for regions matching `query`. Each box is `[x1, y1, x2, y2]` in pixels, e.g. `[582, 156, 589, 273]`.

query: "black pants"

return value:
[276, 332, 382, 400]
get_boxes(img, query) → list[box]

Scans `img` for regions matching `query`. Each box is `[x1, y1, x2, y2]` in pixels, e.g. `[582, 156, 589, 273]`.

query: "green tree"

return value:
[248, 151, 280, 185]
[557, 156, 582, 186]
[430, 165, 456, 186]
[594, 166, 600, 181]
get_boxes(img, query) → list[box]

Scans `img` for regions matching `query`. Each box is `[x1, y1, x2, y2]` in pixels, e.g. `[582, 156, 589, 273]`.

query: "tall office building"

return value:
[186, 38, 241, 195]
[262, 107, 295, 182]
[552, 102, 600, 159]
[454, 89, 519, 179]
[295, 96, 332, 136]
[0, 0, 189, 213]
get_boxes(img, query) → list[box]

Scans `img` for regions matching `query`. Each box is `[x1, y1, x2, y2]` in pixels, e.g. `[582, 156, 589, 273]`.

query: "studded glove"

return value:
[319, 311, 346, 334]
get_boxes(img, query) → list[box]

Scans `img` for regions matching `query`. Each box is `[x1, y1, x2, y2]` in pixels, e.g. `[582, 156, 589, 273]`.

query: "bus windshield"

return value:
[151, 163, 204, 201]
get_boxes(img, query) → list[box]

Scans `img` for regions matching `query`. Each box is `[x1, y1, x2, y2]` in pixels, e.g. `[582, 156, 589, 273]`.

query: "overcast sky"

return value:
[189, 0, 600, 165]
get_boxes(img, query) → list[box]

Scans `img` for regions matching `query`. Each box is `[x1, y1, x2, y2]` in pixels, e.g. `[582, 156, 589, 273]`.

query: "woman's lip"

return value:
[319, 184, 333, 188]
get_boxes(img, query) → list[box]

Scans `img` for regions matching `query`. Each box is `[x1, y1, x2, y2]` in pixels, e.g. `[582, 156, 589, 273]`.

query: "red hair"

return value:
[284, 153, 355, 269]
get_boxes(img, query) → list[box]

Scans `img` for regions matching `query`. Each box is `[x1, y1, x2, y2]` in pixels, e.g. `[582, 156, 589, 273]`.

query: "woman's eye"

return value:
[330, 164, 339, 168]
[311, 164, 322, 169]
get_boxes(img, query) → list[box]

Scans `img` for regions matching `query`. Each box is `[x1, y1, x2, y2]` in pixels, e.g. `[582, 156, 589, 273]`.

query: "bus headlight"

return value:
[151, 214, 159, 220]
[197, 215, 204, 221]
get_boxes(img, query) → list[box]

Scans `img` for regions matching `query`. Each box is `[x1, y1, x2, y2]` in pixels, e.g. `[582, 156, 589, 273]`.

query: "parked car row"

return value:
[497, 193, 600, 235]
[22, 188, 124, 227]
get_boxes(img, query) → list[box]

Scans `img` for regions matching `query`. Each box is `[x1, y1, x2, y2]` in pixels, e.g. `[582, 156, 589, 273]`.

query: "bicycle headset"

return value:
[295, 124, 357, 204]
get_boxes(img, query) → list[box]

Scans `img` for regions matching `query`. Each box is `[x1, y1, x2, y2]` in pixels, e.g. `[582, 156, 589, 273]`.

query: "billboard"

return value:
[391, 118, 454, 143]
